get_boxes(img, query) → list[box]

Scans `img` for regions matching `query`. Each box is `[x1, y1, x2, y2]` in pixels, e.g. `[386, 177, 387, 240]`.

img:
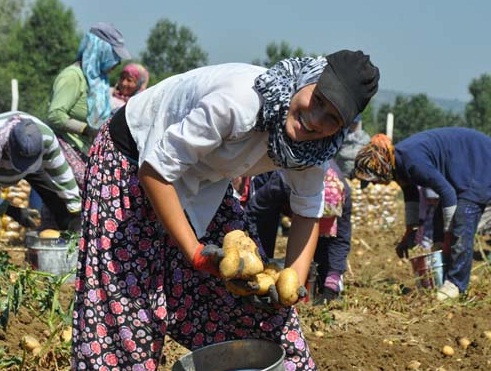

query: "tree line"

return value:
[1, 0, 490, 143]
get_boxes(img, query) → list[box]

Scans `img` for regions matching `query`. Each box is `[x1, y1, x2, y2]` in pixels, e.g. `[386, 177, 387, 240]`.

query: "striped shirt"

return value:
[0, 111, 81, 213]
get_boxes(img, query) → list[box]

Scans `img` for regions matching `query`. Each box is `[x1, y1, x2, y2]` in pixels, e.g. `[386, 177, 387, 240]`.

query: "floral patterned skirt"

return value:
[71, 121, 317, 371]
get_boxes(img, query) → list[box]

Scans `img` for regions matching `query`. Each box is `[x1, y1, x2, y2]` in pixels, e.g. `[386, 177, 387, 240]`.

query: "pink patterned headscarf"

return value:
[113, 63, 150, 102]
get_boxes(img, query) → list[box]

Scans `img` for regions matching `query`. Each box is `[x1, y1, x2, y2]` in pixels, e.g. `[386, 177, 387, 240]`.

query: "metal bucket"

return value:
[25, 231, 77, 282]
[409, 250, 445, 289]
[172, 339, 286, 371]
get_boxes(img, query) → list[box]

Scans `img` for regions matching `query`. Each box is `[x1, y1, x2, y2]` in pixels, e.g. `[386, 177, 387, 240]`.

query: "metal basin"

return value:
[409, 250, 445, 289]
[172, 339, 286, 371]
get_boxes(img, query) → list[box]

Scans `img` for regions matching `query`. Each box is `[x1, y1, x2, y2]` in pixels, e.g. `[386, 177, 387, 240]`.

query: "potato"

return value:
[61, 327, 72, 343]
[276, 268, 301, 306]
[263, 262, 281, 282]
[442, 345, 454, 356]
[221, 230, 264, 279]
[39, 229, 61, 239]
[222, 230, 246, 248]
[219, 243, 242, 279]
[254, 273, 276, 296]
[225, 273, 275, 297]
[225, 279, 260, 296]
[21, 335, 40, 351]
[238, 242, 264, 278]
[458, 337, 471, 350]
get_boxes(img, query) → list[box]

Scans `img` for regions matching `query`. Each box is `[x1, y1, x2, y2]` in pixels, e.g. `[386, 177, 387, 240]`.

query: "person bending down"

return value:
[72, 50, 379, 370]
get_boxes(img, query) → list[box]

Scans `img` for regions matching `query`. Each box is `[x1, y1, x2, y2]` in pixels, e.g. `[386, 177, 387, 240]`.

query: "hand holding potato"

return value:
[192, 243, 224, 276]
[275, 267, 307, 306]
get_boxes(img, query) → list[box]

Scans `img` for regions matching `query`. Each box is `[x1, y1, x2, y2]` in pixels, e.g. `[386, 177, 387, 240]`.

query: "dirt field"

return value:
[1, 205, 491, 370]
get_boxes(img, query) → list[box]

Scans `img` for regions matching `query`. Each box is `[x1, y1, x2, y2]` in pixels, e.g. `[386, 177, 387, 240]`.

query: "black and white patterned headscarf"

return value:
[254, 56, 348, 170]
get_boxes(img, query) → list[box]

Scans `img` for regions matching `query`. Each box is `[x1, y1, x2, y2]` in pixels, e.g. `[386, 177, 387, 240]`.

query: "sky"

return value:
[59, 0, 491, 102]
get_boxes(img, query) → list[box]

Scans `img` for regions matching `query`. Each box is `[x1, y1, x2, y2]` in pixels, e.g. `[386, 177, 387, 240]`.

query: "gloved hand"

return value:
[296, 285, 308, 304]
[395, 226, 418, 259]
[246, 284, 308, 309]
[192, 243, 224, 277]
[5, 204, 39, 228]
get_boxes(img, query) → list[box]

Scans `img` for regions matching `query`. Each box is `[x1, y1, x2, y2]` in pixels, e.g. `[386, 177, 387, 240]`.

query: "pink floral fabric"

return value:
[319, 167, 345, 237]
[71, 122, 317, 370]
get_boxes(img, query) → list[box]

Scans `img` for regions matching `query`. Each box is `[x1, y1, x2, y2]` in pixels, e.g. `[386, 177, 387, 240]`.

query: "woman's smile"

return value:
[285, 84, 344, 142]
[298, 112, 314, 133]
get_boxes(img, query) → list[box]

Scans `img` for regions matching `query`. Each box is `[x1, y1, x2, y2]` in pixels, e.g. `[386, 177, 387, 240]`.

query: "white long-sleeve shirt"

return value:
[126, 63, 328, 237]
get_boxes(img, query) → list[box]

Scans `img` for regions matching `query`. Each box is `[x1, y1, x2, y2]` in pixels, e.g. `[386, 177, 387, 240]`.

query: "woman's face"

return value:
[285, 84, 343, 142]
[118, 73, 138, 96]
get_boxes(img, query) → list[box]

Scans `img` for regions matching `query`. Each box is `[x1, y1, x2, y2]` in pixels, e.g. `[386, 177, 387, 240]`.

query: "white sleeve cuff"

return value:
[443, 205, 457, 231]
[289, 191, 324, 218]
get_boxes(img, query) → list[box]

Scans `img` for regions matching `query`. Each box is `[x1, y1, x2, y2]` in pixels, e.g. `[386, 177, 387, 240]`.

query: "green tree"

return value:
[0, 0, 79, 117]
[386, 94, 450, 143]
[0, 0, 27, 43]
[141, 18, 208, 82]
[0, 0, 28, 111]
[252, 41, 306, 67]
[359, 103, 378, 136]
[465, 74, 491, 135]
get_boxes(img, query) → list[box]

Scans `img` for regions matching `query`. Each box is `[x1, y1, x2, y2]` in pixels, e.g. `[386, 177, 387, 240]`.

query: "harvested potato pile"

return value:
[220, 230, 302, 306]
[0, 180, 32, 243]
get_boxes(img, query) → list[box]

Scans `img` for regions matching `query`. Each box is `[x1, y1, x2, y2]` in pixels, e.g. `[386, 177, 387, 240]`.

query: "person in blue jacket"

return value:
[244, 159, 352, 304]
[352, 128, 491, 301]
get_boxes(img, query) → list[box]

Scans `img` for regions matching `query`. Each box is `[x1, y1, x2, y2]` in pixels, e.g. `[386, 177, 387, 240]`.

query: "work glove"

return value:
[395, 226, 418, 259]
[244, 284, 308, 310]
[5, 204, 39, 229]
[192, 243, 224, 277]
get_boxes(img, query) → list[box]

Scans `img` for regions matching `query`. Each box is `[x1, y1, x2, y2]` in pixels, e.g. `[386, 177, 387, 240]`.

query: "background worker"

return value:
[353, 128, 491, 301]
[244, 160, 352, 304]
[335, 114, 370, 178]
[0, 111, 81, 232]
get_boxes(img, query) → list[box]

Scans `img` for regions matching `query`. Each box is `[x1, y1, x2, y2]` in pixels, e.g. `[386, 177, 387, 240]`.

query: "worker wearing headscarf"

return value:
[353, 128, 491, 301]
[111, 63, 150, 110]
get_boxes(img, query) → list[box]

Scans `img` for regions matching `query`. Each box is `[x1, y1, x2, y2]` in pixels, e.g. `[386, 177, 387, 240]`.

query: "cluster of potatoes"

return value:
[348, 178, 402, 230]
[0, 180, 32, 243]
[220, 230, 302, 306]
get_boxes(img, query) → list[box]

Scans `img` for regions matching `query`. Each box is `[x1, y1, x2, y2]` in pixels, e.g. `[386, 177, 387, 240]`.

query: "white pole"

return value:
[11, 79, 19, 111]
[386, 112, 394, 141]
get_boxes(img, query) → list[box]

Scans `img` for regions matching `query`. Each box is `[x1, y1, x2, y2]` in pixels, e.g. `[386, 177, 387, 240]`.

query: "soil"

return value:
[1, 204, 491, 370]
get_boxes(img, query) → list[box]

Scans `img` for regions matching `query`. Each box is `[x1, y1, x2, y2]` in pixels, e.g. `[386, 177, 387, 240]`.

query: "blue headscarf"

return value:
[77, 32, 121, 129]
[254, 57, 349, 170]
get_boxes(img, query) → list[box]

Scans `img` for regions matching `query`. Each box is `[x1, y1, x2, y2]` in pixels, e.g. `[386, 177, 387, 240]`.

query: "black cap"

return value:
[317, 50, 380, 126]
[9, 119, 43, 172]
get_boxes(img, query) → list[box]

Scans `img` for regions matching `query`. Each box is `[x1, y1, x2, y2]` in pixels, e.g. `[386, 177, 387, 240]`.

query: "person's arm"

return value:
[284, 214, 319, 285]
[36, 123, 81, 213]
[47, 68, 89, 134]
[138, 161, 199, 262]
[408, 165, 457, 231]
